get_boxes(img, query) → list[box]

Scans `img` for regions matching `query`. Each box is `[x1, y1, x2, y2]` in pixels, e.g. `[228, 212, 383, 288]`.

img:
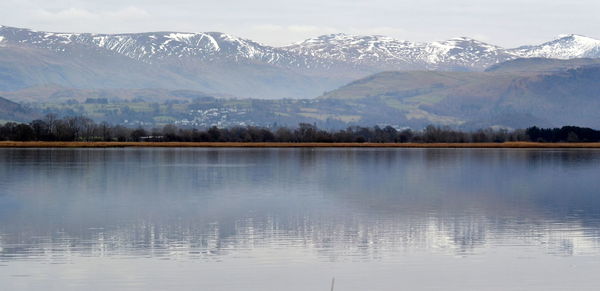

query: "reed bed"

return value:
[2, 141, 600, 148]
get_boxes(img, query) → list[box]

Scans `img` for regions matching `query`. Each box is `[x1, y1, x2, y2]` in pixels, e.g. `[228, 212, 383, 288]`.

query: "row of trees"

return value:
[526, 126, 600, 142]
[0, 115, 598, 143]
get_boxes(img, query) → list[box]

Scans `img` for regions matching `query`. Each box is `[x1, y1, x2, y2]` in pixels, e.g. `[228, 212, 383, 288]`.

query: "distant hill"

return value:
[4, 58, 600, 130]
[0, 96, 37, 122]
[0, 86, 231, 103]
[2, 26, 600, 99]
[320, 59, 600, 129]
[485, 58, 600, 73]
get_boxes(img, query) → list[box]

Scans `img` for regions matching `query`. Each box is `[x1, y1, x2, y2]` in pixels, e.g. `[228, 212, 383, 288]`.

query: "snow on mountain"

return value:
[510, 34, 600, 59]
[283, 34, 425, 69]
[421, 37, 514, 69]
[2, 26, 600, 72]
[284, 34, 415, 61]
[283, 34, 514, 70]
[87, 32, 281, 62]
[0, 26, 292, 63]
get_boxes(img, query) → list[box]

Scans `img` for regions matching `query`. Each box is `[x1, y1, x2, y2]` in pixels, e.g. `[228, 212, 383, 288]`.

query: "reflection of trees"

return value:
[2, 212, 600, 262]
[1, 148, 600, 262]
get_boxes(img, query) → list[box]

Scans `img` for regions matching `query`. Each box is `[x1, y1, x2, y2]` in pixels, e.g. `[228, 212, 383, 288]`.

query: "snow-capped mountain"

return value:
[0, 25, 345, 98]
[283, 34, 425, 69]
[283, 33, 600, 70]
[510, 34, 600, 59]
[284, 34, 515, 70]
[2, 25, 600, 99]
[419, 37, 514, 69]
[2, 25, 600, 71]
[0, 25, 292, 63]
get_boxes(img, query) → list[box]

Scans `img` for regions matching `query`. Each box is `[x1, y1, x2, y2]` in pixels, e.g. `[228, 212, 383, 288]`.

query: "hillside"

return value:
[0, 86, 235, 103]
[0, 96, 37, 122]
[0, 37, 339, 99]
[2, 26, 600, 100]
[485, 58, 600, 72]
[4, 58, 599, 129]
[319, 59, 600, 129]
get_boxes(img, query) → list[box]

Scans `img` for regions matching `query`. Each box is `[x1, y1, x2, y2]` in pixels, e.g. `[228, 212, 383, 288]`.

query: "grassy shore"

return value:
[1, 141, 600, 148]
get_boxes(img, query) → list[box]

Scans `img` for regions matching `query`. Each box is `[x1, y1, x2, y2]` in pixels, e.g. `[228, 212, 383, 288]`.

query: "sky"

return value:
[0, 0, 599, 47]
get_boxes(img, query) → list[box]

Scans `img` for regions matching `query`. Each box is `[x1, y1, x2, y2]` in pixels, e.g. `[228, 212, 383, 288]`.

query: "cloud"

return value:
[346, 27, 408, 38]
[106, 6, 150, 19]
[25, 6, 151, 33]
[287, 25, 337, 34]
[35, 7, 99, 20]
[245, 25, 340, 45]
[246, 24, 410, 45]
[251, 24, 407, 37]
[1, 0, 599, 47]
[33, 6, 150, 23]
[251, 25, 337, 34]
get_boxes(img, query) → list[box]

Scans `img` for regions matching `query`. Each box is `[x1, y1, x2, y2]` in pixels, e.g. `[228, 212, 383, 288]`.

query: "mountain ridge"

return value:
[2, 58, 600, 129]
[318, 59, 600, 129]
[2, 25, 600, 99]
[3, 25, 600, 70]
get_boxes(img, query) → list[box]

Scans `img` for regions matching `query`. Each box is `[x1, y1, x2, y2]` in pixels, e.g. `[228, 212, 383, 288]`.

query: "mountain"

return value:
[0, 96, 37, 122]
[0, 41, 202, 91]
[0, 26, 316, 67]
[485, 58, 600, 73]
[284, 34, 515, 71]
[509, 34, 600, 59]
[12, 58, 598, 130]
[1, 25, 600, 100]
[0, 26, 344, 99]
[284, 33, 600, 72]
[319, 59, 600, 129]
[0, 86, 228, 103]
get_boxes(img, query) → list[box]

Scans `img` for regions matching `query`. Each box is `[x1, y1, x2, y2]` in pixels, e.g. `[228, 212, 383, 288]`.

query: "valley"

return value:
[2, 26, 600, 129]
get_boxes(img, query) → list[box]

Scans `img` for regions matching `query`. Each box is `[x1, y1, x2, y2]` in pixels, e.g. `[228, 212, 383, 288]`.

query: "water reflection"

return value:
[1, 148, 600, 289]
[1, 148, 599, 260]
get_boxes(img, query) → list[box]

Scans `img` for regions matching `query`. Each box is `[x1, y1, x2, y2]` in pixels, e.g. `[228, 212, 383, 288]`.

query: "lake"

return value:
[1, 148, 600, 290]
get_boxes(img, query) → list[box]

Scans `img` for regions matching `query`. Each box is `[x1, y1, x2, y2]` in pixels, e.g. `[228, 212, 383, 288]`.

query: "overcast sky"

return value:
[1, 0, 598, 47]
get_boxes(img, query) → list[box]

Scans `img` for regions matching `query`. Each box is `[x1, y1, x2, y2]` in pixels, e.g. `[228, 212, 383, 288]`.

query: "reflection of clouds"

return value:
[539, 223, 600, 256]
[2, 213, 600, 262]
[1, 148, 600, 263]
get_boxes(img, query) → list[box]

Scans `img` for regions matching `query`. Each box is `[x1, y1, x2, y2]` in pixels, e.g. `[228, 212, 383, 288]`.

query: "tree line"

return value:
[526, 126, 600, 142]
[1, 115, 599, 143]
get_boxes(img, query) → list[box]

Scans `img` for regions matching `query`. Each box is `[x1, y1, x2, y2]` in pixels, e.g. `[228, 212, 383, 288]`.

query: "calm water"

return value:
[1, 148, 600, 290]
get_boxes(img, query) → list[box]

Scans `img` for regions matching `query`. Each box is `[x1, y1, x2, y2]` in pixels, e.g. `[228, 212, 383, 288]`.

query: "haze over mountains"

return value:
[2, 25, 600, 99]
[1, 26, 600, 129]
[320, 58, 600, 129]
[0, 96, 36, 122]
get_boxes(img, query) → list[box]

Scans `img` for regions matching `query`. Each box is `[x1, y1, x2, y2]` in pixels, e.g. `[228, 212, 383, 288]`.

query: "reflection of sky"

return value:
[2, 148, 600, 290]
[1, 148, 600, 262]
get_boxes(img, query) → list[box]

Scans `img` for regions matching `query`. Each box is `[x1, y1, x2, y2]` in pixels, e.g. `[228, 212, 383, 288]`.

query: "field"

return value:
[1, 141, 600, 148]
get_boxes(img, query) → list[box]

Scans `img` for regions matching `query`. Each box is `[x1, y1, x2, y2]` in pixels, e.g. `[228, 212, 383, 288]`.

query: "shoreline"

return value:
[1, 141, 600, 148]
